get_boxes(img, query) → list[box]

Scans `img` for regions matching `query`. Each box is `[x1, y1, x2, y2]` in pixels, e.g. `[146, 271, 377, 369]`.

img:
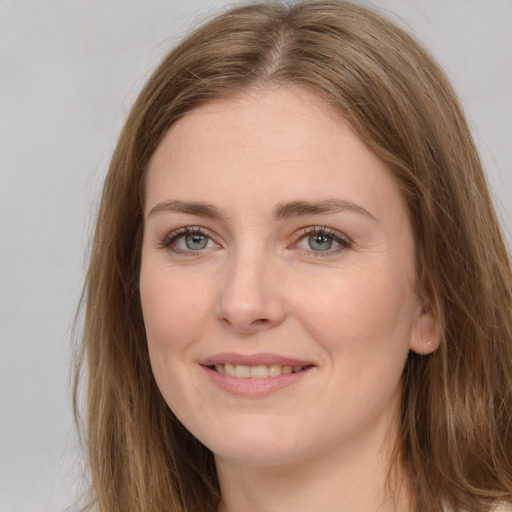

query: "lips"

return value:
[199, 353, 315, 397]
[200, 352, 314, 367]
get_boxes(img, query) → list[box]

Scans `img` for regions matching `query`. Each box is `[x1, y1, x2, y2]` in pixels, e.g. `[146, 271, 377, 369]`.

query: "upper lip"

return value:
[199, 353, 315, 367]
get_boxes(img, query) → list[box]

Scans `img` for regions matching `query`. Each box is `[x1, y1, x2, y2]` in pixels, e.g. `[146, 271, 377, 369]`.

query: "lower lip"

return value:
[202, 366, 314, 397]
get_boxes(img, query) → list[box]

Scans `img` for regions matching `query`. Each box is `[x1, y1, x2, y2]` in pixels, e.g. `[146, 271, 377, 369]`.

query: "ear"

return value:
[409, 302, 442, 355]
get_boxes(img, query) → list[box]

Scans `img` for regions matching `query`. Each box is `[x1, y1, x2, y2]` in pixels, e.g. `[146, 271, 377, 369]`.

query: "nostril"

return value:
[219, 315, 274, 334]
[216, 292, 286, 333]
[220, 318, 232, 327]
[252, 318, 269, 325]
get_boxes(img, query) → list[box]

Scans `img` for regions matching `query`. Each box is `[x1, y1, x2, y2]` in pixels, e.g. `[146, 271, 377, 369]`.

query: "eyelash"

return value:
[158, 226, 352, 258]
[293, 226, 352, 258]
[158, 226, 216, 257]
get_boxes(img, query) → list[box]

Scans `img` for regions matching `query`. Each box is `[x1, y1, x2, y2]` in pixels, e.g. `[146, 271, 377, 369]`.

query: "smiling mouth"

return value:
[211, 364, 312, 378]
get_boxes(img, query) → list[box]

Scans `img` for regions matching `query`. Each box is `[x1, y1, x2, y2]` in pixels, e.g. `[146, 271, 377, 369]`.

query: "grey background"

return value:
[1, 1, 510, 510]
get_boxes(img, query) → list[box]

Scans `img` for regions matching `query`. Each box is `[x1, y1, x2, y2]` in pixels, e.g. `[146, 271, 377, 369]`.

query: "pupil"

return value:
[309, 234, 332, 251]
[185, 234, 207, 250]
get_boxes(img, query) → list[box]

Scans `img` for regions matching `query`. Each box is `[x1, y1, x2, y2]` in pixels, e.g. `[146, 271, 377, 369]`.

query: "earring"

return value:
[427, 340, 434, 346]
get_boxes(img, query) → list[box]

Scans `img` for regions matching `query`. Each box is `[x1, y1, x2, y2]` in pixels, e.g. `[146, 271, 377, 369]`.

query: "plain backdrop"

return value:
[0, 1, 511, 510]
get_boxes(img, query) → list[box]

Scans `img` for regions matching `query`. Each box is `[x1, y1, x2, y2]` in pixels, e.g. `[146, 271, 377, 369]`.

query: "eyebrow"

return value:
[273, 199, 377, 221]
[148, 198, 376, 222]
[148, 200, 228, 220]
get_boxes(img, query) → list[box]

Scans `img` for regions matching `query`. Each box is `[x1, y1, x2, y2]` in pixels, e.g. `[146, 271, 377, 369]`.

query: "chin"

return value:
[198, 421, 306, 467]
[213, 442, 301, 468]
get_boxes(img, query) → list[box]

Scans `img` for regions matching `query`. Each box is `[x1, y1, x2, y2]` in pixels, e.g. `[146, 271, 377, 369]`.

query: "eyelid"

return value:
[291, 226, 352, 255]
[158, 226, 221, 254]
[295, 225, 351, 240]
[156, 224, 351, 258]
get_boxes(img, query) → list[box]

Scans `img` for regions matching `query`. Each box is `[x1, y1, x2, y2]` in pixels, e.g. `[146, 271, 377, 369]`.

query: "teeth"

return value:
[213, 363, 304, 377]
[250, 365, 268, 378]
[268, 364, 281, 377]
[235, 365, 251, 378]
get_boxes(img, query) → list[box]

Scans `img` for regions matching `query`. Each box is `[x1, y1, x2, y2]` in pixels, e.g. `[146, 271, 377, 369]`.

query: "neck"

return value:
[215, 415, 409, 512]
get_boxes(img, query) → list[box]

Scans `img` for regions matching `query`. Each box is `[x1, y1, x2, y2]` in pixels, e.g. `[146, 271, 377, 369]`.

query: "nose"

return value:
[216, 252, 286, 335]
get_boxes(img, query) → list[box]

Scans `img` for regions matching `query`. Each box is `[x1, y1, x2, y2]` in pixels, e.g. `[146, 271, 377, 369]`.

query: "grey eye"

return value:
[184, 233, 209, 250]
[308, 233, 335, 251]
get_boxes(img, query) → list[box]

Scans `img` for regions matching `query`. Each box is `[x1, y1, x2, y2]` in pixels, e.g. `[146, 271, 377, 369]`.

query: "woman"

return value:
[75, 1, 512, 511]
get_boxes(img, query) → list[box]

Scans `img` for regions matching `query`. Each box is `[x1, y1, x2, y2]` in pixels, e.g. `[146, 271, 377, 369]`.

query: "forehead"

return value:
[152, 88, 347, 167]
[144, 86, 407, 228]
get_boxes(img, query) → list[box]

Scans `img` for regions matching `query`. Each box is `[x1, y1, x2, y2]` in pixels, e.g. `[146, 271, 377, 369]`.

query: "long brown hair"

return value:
[74, 1, 512, 511]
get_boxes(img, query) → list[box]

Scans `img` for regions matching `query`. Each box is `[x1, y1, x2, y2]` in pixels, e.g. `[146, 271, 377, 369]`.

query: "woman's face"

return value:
[140, 87, 438, 468]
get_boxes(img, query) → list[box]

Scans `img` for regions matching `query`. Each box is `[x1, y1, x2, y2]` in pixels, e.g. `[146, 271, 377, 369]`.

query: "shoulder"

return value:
[447, 504, 512, 512]
[493, 504, 512, 512]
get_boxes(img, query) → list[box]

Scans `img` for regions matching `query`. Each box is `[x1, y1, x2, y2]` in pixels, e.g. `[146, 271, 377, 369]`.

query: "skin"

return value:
[139, 86, 440, 512]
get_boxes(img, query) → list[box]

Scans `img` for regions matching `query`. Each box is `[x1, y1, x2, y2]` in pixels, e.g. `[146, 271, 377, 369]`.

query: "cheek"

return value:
[140, 266, 212, 352]
[139, 266, 212, 415]
[291, 264, 417, 362]
[139, 264, 216, 411]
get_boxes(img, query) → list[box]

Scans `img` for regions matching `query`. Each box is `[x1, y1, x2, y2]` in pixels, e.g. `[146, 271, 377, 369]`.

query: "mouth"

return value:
[210, 363, 313, 379]
[199, 353, 316, 396]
